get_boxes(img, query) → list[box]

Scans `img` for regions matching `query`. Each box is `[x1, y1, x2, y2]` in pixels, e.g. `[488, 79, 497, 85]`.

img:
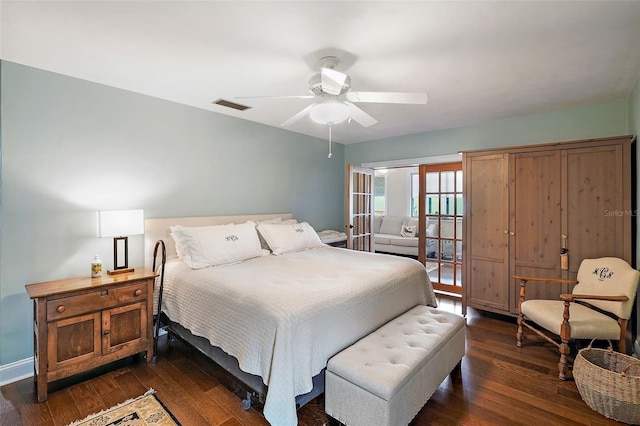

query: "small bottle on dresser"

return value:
[91, 255, 102, 278]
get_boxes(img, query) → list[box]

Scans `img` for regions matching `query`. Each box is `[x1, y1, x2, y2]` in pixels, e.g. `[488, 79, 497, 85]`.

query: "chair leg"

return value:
[516, 314, 524, 347]
[558, 339, 571, 380]
[516, 278, 526, 348]
[558, 300, 572, 380]
[618, 318, 628, 354]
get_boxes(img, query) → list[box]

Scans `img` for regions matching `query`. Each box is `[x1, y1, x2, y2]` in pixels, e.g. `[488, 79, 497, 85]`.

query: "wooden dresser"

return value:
[25, 269, 157, 402]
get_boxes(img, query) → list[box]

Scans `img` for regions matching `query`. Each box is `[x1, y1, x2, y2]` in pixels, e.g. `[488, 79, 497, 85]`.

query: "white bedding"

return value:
[159, 245, 437, 426]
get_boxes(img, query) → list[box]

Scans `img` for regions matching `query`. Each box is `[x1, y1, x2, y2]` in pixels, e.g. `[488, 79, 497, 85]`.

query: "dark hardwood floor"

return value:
[0, 298, 629, 425]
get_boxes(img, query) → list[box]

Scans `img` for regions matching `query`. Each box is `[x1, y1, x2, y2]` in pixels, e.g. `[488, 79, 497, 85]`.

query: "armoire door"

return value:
[562, 144, 631, 278]
[463, 153, 510, 312]
[509, 150, 563, 313]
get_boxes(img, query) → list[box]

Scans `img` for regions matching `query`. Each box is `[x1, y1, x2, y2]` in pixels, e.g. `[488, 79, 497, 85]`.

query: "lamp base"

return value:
[107, 268, 135, 275]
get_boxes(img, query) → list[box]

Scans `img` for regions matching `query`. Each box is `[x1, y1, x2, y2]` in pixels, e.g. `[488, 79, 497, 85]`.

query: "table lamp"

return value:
[97, 209, 144, 274]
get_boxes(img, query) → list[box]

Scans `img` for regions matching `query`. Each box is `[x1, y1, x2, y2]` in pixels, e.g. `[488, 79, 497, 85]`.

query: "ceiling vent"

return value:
[212, 98, 251, 111]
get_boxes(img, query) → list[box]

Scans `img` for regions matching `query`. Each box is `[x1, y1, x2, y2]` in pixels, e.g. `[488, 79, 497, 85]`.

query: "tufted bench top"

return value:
[327, 305, 465, 401]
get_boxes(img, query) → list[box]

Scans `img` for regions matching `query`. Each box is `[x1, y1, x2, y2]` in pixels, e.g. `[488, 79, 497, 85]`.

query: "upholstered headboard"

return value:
[144, 213, 293, 270]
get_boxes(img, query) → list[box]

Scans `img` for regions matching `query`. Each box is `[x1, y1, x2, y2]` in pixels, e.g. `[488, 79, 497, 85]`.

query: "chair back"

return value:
[573, 257, 639, 319]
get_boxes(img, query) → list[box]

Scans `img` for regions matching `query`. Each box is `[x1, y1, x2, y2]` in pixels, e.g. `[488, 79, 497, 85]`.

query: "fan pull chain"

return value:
[327, 124, 332, 158]
[328, 124, 333, 158]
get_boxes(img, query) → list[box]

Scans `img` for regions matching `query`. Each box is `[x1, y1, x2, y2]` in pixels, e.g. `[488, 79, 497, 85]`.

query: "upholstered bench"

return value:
[325, 305, 466, 426]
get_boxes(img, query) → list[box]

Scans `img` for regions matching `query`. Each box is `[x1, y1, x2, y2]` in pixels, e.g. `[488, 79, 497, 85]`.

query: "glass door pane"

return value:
[419, 162, 463, 295]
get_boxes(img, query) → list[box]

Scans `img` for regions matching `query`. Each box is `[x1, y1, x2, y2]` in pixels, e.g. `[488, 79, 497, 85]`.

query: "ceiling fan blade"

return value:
[345, 102, 378, 128]
[235, 95, 314, 100]
[321, 68, 347, 95]
[281, 104, 315, 127]
[346, 91, 428, 104]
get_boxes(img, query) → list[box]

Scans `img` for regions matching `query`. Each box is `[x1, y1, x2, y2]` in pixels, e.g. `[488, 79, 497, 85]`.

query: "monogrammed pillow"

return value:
[170, 221, 264, 269]
[257, 222, 323, 255]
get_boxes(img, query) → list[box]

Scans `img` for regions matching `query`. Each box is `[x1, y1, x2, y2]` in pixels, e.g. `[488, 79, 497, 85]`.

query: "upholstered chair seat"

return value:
[521, 300, 621, 339]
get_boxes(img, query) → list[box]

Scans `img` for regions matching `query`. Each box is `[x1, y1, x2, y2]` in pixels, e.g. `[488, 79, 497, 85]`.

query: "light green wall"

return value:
[627, 66, 640, 354]
[345, 99, 629, 164]
[631, 71, 640, 139]
[630, 71, 640, 268]
[0, 61, 345, 365]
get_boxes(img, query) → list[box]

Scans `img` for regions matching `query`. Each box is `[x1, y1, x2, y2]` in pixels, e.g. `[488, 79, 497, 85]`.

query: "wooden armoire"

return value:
[462, 135, 633, 315]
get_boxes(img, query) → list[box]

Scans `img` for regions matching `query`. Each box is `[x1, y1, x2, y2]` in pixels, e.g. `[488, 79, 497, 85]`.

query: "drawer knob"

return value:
[56, 305, 66, 313]
[134, 289, 142, 297]
[104, 330, 110, 335]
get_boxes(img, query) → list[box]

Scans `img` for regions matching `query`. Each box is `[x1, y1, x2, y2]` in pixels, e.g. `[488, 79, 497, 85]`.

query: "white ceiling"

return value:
[2, 1, 640, 144]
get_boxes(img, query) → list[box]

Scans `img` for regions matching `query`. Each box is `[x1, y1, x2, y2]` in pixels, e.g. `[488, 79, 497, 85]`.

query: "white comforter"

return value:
[160, 246, 437, 426]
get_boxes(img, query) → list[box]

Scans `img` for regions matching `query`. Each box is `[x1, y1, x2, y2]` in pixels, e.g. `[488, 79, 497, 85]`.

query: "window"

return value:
[411, 173, 419, 217]
[374, 175, 386, 215]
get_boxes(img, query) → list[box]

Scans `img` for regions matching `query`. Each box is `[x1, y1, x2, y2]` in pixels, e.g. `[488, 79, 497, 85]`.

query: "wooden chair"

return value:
[515, 257, 639, 380]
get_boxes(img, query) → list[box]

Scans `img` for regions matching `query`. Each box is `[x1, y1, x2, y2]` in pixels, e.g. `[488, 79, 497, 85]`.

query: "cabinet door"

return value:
[102, 302, 147, 355]
[48, 312, 102, 372]
[510, 151, 563, 313]
[563, 144, 630, 278]
[464, 153, 510, 312]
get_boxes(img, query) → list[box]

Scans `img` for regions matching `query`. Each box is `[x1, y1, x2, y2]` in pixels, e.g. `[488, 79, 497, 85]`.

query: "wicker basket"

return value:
[573, 340, 640, 424]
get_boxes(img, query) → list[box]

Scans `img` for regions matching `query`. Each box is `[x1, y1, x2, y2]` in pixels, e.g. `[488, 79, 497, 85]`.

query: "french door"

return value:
[346, 164, 375, 252]
[418, 163, 463, 294]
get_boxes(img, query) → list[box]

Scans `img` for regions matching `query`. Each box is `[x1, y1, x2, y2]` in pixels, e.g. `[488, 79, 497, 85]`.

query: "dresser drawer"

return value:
[47, 281, 148, 322]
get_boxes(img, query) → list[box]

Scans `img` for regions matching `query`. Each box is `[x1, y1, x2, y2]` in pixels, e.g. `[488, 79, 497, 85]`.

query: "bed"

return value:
[144, 213, 437, 426]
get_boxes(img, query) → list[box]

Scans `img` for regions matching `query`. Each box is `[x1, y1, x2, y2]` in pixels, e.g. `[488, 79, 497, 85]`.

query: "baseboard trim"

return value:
[0, 357, 34, 386]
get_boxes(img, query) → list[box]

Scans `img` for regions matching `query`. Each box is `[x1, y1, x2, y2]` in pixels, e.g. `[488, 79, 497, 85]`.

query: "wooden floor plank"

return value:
[151, 358, 233, 425]
[88, 373, 129, 412]
[45, 389, 80, 426]
[205, 385, 270, 426]
[1, 303, 629, 426]
[66, 381, 106, 422]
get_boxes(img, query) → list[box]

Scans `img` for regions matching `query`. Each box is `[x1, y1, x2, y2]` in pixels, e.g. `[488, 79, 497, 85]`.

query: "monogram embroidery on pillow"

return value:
[592, 267, 614, 281]
[295, 228, 304, 233]
[225, 235, 239, 242]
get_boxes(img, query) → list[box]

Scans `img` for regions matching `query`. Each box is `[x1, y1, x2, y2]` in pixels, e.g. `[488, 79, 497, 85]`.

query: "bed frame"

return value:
[144, 213, 324, 409]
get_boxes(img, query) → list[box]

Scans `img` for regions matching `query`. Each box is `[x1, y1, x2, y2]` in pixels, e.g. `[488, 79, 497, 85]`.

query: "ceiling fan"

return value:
[237, 56, 428, 129]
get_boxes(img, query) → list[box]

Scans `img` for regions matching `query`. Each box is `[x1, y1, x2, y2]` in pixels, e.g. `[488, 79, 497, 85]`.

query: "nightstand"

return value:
[25, 269, 157, 402]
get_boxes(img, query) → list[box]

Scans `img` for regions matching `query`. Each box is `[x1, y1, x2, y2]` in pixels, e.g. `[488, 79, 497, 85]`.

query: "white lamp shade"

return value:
[309, 101, 350, 125]
[97, 209, 144, 237]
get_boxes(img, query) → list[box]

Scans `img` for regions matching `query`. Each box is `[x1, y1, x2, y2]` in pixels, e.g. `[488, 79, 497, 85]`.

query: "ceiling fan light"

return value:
[309, 101, 350, 125]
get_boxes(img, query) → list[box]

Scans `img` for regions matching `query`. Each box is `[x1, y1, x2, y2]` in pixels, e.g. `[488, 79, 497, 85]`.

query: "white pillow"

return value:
[170, 232, 184, 259]
[379, 216, 404, 235]
[255, 217, 283, 250]
[257, 217, 283, 225]
[170, 221, 264, 269]
[257, 222, 323, 255]
[400, 225, 417, 237]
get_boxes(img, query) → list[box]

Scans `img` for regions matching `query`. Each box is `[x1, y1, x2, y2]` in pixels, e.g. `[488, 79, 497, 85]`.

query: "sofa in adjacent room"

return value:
[373, 215, 460, 260]
[373, 215, 423, 257]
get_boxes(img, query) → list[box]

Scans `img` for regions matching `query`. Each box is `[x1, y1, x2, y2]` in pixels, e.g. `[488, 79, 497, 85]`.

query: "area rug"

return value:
[68, 389, 180, 426]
